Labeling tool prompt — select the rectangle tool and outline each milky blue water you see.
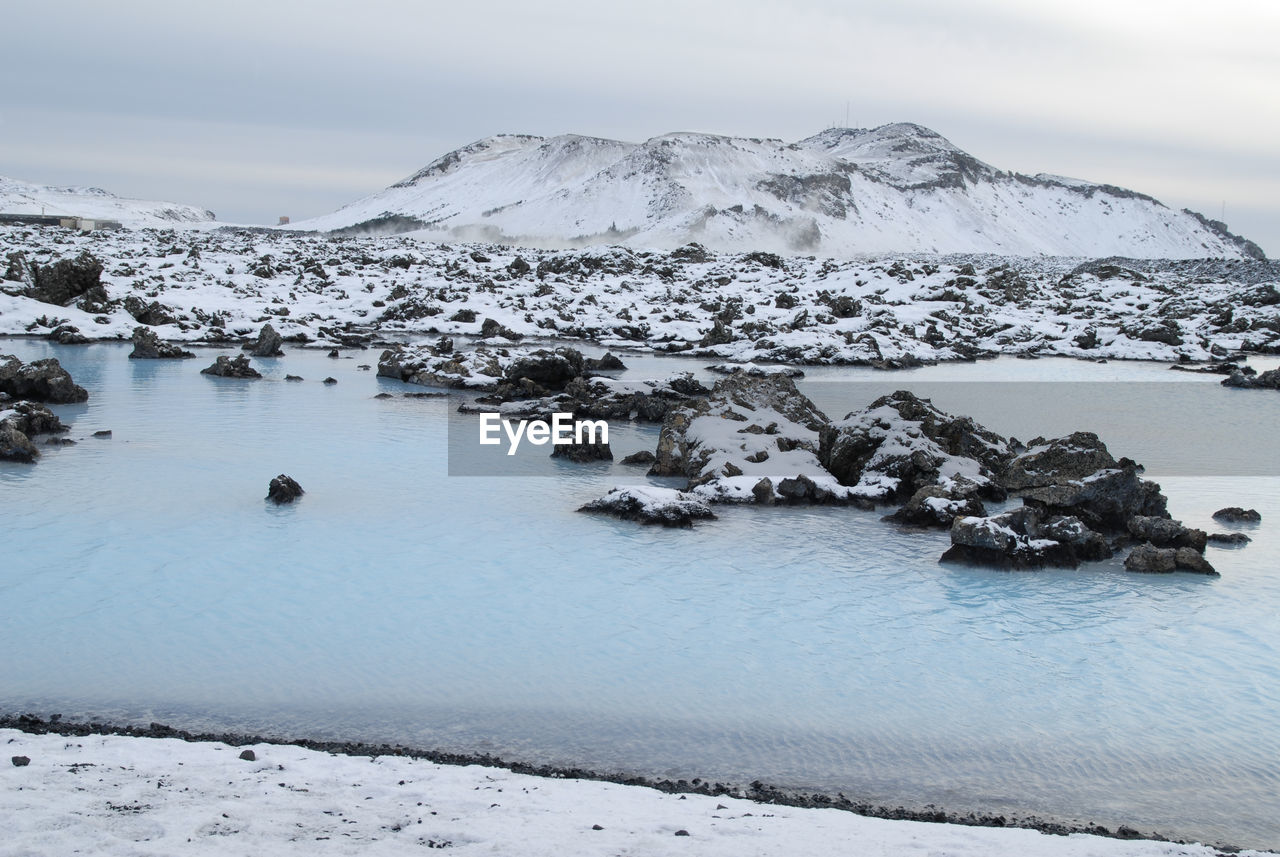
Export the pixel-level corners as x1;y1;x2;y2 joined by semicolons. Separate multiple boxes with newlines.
3;340;1279;848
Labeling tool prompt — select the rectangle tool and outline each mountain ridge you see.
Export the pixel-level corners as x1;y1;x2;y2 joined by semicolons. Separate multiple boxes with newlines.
292;124;1265;260
0;175;216;228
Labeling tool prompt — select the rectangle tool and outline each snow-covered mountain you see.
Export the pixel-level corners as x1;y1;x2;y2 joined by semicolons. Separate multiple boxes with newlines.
0;175;215;228
290;124;1264;259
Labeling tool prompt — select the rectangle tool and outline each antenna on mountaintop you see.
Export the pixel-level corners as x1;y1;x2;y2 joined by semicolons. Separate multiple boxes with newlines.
845;101;850;128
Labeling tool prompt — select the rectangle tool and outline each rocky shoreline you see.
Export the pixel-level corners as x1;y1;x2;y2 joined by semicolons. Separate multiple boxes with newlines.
0;713;1246;852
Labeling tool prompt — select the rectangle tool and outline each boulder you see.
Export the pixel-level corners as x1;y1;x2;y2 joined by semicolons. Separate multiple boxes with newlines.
1212;507;1261;523
0;355;89;403
479;317;521;340
819;390;1012;503
941;507;1111;569
1019;465;1168;534
201;354;262;379
1126;515;1207;550
586;352;627;371
0;420;39;462
3;401;68;436
1207;532;1251;546
266;474;304;504
1002;432;1118;491
578;486;715;528
550;437;613;462
884;485;986;528
503;348;584;390
48;324;89;345
620;450;656;466
246;323;284;357
129;326;195;359
24;251;103;306
1221;369;1280;389
123;295;178;327
1124;543;1218;575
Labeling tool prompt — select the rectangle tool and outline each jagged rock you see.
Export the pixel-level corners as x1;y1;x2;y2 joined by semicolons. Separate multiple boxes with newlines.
245;323;284;357
550;433;613;462
480;317;521;340
48;324;89;345
239;749;257;762
323;377;337;385
3;401;68;437
24;251;103;306
503;348;583;390
129;326;195;359
620;450;656;466
285;375;303;382
942;506;1111;569
200;354;262;379
123;295;178;327
0;355;89;403
752;476;775;504
820;390;1012;503
1126;515;1207;550
11;756;30;767
508;256;531;276
552;374;707;422
586;352;627;371
707;362;804;378
1002;432;1118;491
1221;368;1280;389
884;485;986;528
267;474;304;504
1212;506;1261;523
1123;319;1183;346
1019;465;1168;533
578;486;715;527
649;371;843;504
1207;532;1251;546
1124;543;1217;575
0;420;39;462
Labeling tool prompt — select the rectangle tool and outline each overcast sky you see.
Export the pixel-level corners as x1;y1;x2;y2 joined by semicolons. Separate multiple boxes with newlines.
4;0;1278;254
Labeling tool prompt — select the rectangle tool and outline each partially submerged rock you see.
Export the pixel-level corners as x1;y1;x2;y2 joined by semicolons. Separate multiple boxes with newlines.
1019;465;1168;533
378;343;586;394
129;326;195;359
578;486;715;527
1126;515;1206;550
1002;432;1119;491
820;390;1012;503
0;355;89;403
1124;543;1217;575
1212;507;1261;523
0;420;40;462
267;474;304;504
884;485;986;528
201;354;262;379
245;323;284;357
942;507;1111;569
1221;368;1280;389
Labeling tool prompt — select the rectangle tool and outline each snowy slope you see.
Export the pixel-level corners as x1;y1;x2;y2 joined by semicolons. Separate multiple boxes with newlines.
289;124;1264;260
0;175;215;228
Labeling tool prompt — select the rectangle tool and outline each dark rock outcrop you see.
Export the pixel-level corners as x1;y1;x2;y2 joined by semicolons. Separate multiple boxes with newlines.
267;474;304;504
24;252;103;306
1002;433;1118;491
246;323;284;357
1019;465;1167;534
4;401;68;437
884;485;986;528
201;354;262;379
620;450;656;466
0;420;39;462
586;352;627;371
129;326;195;359
1212;507;1261;523
1126;515;1207;550
1207;532;1251;546
48;324;89;345
1221;368;1280;389
820;390;1012;503
0;355;89;403
942;507;1112;569
1124;543;1217;575
123;295;178;327
550;436;613;462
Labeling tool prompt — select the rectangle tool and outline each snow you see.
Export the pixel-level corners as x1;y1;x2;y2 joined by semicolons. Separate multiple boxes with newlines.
284;125;1261;260
1;729;1259;857
0;176;215;228
0;225;1276;367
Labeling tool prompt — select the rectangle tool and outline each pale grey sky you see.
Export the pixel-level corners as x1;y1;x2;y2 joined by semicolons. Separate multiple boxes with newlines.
4;0;1278;253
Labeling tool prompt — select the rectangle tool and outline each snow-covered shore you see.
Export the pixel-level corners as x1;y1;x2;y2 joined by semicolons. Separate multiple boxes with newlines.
2;224;1277;366
1;727;1262;856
